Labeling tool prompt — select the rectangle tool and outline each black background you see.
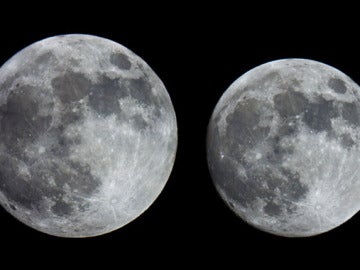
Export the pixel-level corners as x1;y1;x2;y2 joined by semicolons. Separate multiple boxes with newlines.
0;3;359;266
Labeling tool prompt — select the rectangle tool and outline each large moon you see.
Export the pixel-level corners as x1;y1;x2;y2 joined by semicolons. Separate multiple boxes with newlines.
0;34;177;237
207;59;360;237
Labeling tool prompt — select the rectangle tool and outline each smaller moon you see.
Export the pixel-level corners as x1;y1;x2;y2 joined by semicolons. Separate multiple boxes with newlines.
0;34;177;237
207;59;360;237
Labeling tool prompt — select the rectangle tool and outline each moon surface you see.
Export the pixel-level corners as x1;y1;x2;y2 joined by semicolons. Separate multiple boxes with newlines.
0;34;177;237
207;59;360;237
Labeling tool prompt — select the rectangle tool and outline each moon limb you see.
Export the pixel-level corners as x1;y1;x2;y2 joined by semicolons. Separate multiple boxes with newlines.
207;59;360;237
0;34;177;237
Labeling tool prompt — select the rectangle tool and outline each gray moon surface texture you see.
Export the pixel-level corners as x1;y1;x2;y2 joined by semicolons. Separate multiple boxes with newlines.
0;34;177;237
207;59;360;237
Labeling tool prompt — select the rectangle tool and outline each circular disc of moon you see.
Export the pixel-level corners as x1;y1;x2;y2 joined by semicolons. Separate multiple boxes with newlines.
0;34;177;237
207;59;360;237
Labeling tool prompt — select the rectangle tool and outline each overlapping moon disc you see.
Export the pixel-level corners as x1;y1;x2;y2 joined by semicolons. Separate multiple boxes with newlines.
0;34;177;237
207;59;360;237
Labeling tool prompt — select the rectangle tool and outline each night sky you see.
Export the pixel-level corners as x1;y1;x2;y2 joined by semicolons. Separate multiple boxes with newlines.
0;3;358;266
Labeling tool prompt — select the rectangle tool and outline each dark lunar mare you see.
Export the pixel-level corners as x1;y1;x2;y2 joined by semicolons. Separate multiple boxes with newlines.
0;86;52;157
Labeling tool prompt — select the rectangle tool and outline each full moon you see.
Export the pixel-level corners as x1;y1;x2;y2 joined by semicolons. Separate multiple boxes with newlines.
207;59;360;237
0;34;177;237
